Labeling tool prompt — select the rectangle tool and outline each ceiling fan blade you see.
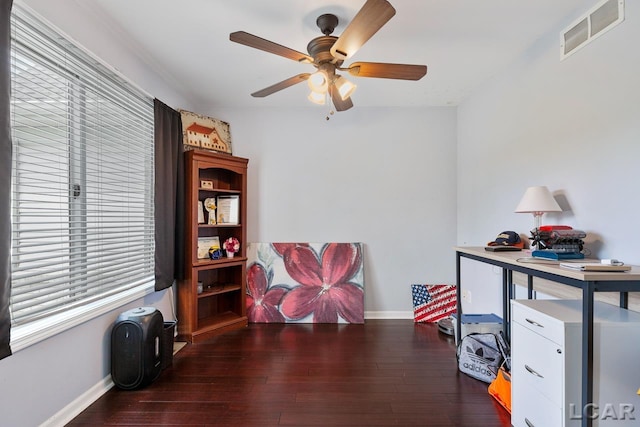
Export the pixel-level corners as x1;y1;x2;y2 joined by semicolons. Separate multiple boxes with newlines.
329;83;354;112
230;31;313;63
251;73;310;98
347;62;427;80
330;0;396;61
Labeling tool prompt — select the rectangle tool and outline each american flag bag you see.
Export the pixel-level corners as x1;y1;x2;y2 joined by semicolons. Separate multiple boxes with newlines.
411;284;457;323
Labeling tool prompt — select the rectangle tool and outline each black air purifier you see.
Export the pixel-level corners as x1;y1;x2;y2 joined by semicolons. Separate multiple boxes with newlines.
111;307;164;390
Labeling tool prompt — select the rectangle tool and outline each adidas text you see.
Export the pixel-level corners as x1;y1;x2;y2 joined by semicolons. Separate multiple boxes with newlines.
462;362;491;377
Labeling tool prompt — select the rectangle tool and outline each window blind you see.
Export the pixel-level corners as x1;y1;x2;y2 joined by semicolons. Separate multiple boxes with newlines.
10;5;155;326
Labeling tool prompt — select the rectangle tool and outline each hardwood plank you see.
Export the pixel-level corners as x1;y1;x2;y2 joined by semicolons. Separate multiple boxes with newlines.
67;320;510;427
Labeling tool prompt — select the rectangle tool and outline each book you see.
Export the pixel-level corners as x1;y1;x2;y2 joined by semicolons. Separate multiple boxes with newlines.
485;246;521;252
559;262;631;272
532;250;584;260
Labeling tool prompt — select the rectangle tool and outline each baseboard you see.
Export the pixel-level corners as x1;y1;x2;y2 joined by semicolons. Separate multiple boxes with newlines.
365;310;414;319
40;375;114;427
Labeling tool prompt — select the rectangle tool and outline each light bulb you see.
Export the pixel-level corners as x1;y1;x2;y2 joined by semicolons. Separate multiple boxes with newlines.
308;71;328;93
308;91;325;105
334;76;356;100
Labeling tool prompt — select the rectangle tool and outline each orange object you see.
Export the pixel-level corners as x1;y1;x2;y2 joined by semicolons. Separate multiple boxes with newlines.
488;367;511;413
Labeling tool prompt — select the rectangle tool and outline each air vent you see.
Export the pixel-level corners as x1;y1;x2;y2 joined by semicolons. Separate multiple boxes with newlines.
561;0;624;59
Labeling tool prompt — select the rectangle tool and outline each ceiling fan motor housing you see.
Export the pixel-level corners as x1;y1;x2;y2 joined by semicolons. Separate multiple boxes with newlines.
307;36;340;65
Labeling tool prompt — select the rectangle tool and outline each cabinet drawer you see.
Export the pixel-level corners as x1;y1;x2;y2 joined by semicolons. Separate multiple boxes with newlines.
511;384;561;427
512;300;564;345
512;321;563;404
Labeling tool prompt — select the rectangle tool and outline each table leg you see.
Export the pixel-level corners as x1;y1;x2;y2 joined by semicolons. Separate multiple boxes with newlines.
528;275;533;299
620;292;628;309
456;251;462;344
502;268;509;341
581;282;595;427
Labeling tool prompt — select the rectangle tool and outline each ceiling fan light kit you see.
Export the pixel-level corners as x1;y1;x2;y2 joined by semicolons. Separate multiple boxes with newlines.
229;0;427;112
307;90;326;105
334;76;357;100
307;70;328;93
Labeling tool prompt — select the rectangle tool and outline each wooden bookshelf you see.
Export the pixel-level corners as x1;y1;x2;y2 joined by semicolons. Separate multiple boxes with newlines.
177;149;248;343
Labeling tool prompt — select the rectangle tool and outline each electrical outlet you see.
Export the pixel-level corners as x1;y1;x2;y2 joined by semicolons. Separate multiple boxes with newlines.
462;290;472;305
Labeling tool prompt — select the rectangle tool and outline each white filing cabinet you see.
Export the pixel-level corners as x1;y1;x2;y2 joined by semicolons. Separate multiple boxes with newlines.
511;299;640;427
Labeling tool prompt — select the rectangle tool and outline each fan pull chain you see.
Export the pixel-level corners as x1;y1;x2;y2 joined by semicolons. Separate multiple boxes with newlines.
325;92;334;120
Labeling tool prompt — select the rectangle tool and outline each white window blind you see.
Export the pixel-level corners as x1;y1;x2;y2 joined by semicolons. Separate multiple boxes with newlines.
10;5;155;327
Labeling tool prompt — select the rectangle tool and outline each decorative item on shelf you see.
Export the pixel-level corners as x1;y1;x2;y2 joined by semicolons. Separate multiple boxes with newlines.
200;180;213;190
224;237;240;258
203;198;217;224
179;109;233;154
209;245;223;260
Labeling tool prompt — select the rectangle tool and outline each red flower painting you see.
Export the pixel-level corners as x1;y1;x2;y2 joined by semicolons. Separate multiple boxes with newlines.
246;242;364;324
277;243;363;323
246;263;287;323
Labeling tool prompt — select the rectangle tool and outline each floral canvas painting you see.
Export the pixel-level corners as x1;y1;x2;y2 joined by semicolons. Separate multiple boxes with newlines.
246;243;364;324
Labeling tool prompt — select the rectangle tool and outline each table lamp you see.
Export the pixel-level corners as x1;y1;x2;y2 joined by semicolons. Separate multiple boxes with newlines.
514;186;562;231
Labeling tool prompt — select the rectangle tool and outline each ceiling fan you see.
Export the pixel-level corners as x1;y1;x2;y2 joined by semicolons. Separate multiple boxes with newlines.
229;0;427;112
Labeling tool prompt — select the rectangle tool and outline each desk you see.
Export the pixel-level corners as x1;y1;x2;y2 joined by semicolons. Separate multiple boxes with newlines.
455;247;640;427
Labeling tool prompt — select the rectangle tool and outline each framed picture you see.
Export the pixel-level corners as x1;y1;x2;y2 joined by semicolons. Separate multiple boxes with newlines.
197;237;221;259
200;180;213;190
216;195;239;225
197;201;205;224
179;109;232;154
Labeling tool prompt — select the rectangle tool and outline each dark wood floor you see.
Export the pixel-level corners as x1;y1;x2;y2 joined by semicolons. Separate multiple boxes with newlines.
67;320;511;426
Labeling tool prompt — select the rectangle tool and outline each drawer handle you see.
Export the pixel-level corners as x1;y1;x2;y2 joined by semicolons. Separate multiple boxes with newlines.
525;418;535;427
525;318;544;328
525;364;544;378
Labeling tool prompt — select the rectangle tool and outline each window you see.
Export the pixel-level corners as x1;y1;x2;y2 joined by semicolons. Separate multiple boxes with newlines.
9;5;155;338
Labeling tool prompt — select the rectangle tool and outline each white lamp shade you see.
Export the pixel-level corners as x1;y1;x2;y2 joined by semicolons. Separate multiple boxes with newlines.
334;76;356;100
514;186;561;213
307;90;326;105
307;71;328;93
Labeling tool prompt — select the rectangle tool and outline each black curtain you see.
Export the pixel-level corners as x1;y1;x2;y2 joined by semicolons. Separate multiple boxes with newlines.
0;0;13;361
154;99;185;291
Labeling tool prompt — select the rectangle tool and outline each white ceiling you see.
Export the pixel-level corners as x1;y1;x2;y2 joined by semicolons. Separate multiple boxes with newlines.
74;0;593;110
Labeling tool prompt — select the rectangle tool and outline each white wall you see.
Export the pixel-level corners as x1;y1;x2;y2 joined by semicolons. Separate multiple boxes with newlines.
204;106;458;316
457;1;640;312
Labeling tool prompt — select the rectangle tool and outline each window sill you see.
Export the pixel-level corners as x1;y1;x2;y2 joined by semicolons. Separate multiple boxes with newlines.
10;281;155;353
